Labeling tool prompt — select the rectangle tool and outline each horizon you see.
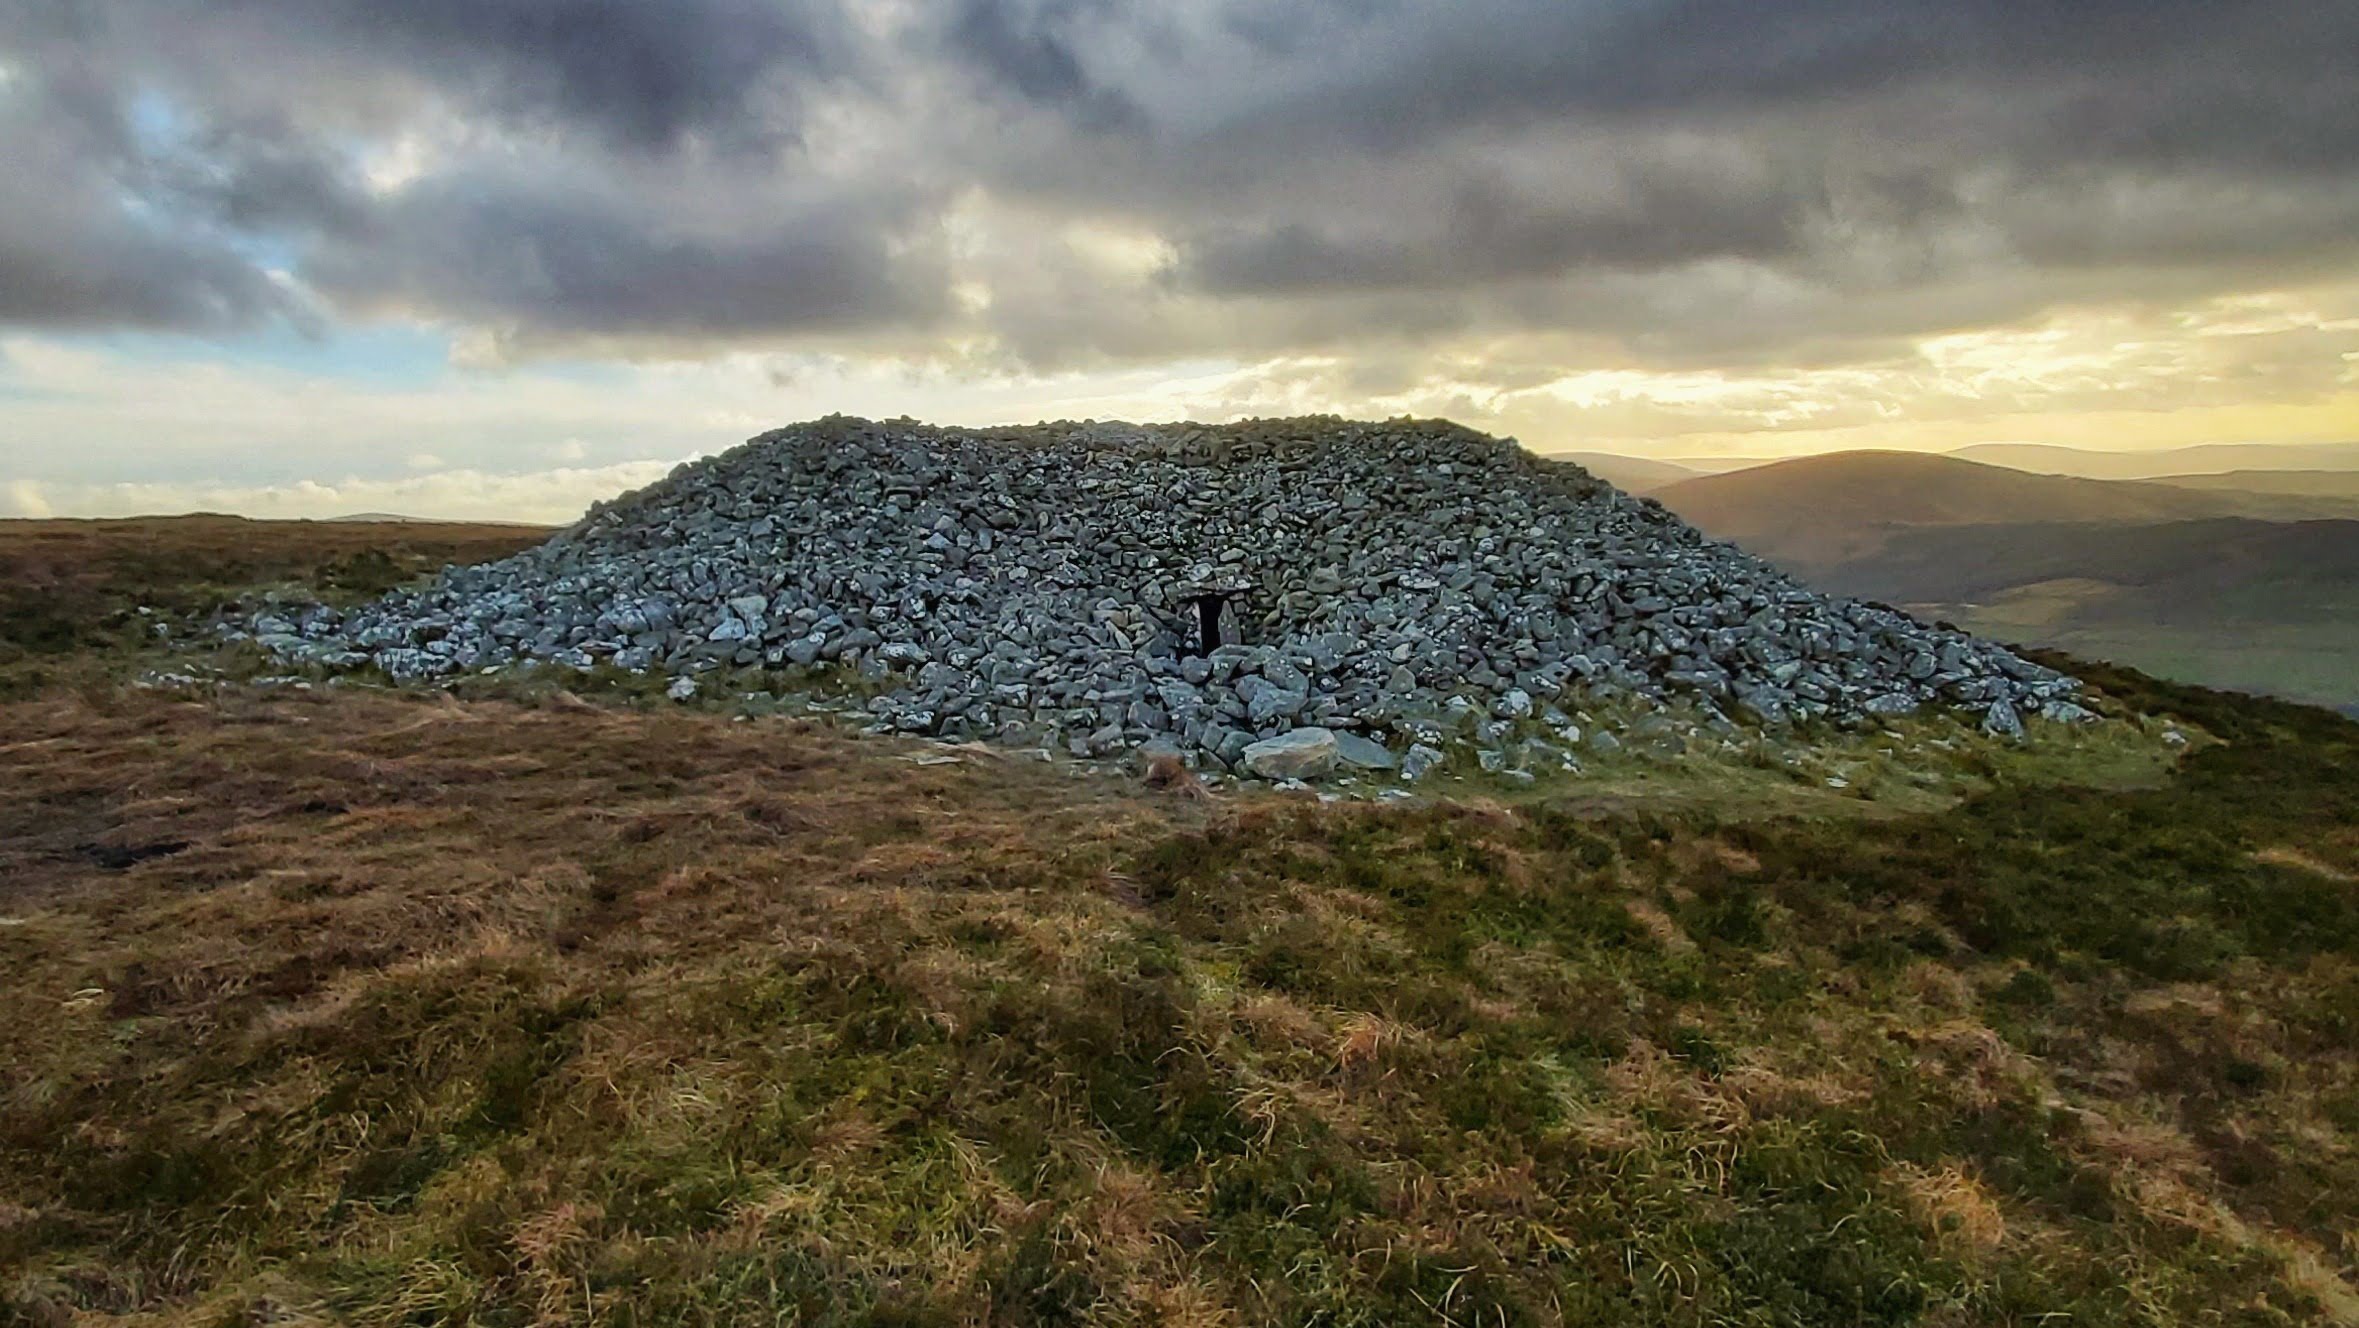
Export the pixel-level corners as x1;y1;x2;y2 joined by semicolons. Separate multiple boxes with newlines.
14;430;2359;527
6;3;2358;523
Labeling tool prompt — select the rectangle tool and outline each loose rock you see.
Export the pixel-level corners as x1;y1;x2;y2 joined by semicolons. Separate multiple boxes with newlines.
248;415;2085;774
1331;730;1399;770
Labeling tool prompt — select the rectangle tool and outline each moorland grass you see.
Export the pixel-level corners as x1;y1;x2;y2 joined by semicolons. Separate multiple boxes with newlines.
0;516;547;698
1;522;2356;1325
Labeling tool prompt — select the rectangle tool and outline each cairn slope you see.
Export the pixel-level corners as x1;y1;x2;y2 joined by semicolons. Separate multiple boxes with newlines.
260;417;2084;771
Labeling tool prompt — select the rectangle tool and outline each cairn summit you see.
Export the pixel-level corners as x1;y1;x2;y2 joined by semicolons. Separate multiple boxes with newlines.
251;416;2087;776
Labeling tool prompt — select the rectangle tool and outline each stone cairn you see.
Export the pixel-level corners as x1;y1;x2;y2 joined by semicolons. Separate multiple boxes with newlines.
250;416;2089;781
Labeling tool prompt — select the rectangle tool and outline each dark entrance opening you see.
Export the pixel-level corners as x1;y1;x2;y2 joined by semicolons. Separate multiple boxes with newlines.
1185;591;1231;656
1160;571;1255;657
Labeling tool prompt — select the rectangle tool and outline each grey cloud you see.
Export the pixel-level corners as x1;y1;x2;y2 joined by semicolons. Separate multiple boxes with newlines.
299;0;846;151
1034;0;2359;364
0;64;309;332
1183;169;1825;295
13;0;854;152
3;0;2358;371
0;0;869;336
941;0;1145;132
0;184;299;333
306;165;949;346
142;114;372;238
1131;1;2348;171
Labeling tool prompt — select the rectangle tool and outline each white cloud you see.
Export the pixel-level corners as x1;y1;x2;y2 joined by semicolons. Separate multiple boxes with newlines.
6;279;2359;521
0;335;1361;518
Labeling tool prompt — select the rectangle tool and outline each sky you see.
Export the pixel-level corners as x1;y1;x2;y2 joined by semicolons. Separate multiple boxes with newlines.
3;0;2357;522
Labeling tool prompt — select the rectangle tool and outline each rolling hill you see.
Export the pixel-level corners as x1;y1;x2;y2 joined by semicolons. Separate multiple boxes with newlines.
1652;451;2359;571
2148;470;2359;499
1649;451;2359;711
1950;441;2359;480
1542;451;1702;493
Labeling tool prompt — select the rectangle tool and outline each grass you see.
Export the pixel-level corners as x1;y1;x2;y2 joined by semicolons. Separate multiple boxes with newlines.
1991;622;2359;716
2;519;2357;1325
0;515;547;698
1789;515;2359;713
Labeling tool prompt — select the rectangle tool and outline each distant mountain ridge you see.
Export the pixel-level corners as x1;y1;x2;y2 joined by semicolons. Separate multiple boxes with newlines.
1544;452;1702;493
1948;440;2359;480
1651;451;2359;571
1542;440;2359;488
2146;470;2359;499
1643;450;2359;712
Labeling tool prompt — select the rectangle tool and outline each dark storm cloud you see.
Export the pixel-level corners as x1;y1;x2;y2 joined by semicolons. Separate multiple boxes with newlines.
309;166;947;344
940;0;1145;131
284;0;844;151
1;0;2356;364
0;0;883;338
0;61;311;331
1185;169;1826;295
1127;0;2346;169
1124;2;2359;277
0;170;300;333
143;116;371;238
8;0;852;151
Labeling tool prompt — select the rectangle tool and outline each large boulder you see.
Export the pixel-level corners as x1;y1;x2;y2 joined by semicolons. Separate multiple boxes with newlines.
1243;727;1344;781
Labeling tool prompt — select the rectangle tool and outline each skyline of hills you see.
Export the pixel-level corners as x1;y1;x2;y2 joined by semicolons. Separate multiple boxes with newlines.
1648;451;2359;570
1544;438;2359;493
1632;450;2359;714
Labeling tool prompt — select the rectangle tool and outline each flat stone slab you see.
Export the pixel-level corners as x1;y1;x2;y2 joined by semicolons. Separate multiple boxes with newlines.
1331;730;1397;770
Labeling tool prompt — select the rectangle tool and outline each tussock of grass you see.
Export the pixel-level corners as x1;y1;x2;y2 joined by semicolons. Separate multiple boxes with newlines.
3;521;2358;1325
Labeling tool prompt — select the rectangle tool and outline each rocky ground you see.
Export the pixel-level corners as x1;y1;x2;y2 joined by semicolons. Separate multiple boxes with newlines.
243;417;2088;780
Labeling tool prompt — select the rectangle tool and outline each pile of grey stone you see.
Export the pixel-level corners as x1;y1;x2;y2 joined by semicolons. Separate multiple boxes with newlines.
247;416;2088;780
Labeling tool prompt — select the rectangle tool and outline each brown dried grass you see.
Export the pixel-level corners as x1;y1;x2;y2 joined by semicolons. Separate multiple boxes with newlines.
0;683;1183;1043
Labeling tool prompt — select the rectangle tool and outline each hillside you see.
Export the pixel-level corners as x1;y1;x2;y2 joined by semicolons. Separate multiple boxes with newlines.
4;518;2359;1325
2151;470;2359;499
1821;518;2359;714
1541;451;1701;493
1652;451;2359;571
1654;457;2359;713
1831;518;2359;611
1951;441;2359;480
